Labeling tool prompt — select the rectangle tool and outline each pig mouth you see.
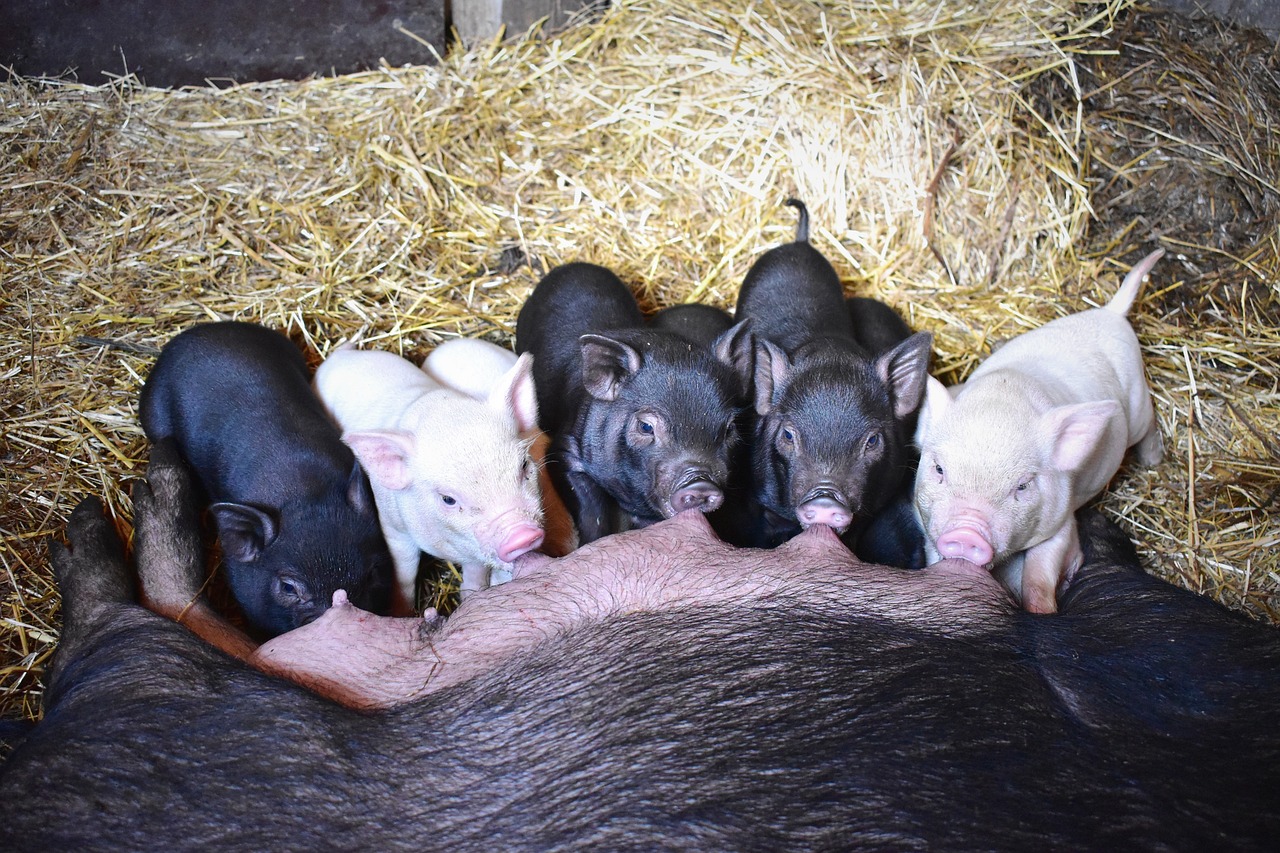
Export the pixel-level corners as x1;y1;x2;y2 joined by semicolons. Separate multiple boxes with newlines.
661;473;725;517
933;521;997;568
795;487;854;534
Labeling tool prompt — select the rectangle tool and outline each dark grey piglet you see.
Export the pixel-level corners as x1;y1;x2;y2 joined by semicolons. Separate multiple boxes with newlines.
844;296;930;569
516;263;753;543
648;303;736;346
138;321;394;635
734;199;932;547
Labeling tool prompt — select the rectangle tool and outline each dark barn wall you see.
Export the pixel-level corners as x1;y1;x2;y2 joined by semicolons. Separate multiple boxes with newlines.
6;2;1271;90
1;0;446;87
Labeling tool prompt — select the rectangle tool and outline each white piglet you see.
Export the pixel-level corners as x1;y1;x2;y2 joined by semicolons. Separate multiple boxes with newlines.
423;338;578;580
315;346;546;613
913;249;1166;614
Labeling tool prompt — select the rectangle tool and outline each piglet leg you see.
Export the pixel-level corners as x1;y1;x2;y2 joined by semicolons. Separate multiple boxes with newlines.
460;562;491;593
384;531;424;616
1134;419;1164;467
562;466;623;545
134;440;258;661
1020;521;1084;615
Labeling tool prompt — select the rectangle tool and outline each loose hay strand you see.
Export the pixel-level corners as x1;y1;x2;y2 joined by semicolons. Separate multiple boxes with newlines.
2;0;1278;721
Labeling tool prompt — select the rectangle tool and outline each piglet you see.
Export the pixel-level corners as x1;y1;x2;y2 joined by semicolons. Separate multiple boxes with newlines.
913;249;1167;613
516;262;753;543
423;337;579;580
315;345;546;612
647;303;736;346
138;321;394;636
844;296;931;569
733;199;933;547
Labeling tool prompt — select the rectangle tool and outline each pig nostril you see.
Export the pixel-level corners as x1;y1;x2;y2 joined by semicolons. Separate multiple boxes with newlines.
672;482;722;512
497;526;545;562
796;496;851;530
938;529;993;565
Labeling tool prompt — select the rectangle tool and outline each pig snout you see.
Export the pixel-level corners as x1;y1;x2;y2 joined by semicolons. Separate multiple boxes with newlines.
935;522;995;567
669;474;724;515
497;523;546;563
797;487;853;533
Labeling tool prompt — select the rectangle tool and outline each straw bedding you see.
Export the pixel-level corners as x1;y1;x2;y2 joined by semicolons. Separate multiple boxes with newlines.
1;0;1276;721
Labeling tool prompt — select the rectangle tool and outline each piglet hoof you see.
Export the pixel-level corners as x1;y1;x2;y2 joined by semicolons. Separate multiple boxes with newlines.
1135;424;1165;468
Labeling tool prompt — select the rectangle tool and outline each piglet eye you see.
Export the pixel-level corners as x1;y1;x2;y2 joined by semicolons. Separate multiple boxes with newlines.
781;428;795;444
441;494;457;506
865;432;882;450
639;420;654;435
934;463;944;480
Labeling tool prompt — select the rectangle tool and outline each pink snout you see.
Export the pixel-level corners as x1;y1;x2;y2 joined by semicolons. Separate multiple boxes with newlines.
797;497;853;532
936;525;994;566
670;481;724;514
496;524;545;563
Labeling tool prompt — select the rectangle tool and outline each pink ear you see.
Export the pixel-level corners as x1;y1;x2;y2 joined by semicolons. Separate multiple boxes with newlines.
915;376;952;448
1041;401;1120;472
491;352;540;433
343;430;416;491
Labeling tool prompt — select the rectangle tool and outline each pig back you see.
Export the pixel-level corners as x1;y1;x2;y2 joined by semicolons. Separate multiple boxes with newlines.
846;296;912;356
971;307;1151;447
516;262;645;432
139;321;358;505
422;338;518;401
648;303;735;347
314;347;442;435
736;241;853;354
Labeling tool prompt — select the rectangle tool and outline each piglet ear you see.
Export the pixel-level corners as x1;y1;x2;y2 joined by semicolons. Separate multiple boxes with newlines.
712;318;755;397
752;339;791;416
345;461;378;515
490;352;540;434
209;503;278;564
1041;401;1120;472
579;334;642;402
877;332;933;420
914;375;952;449
342;430;416;491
